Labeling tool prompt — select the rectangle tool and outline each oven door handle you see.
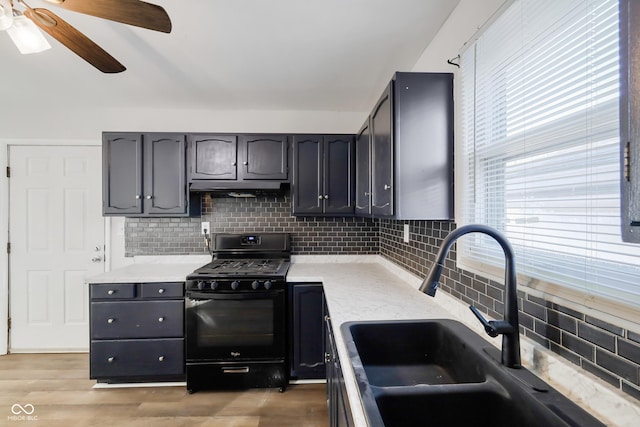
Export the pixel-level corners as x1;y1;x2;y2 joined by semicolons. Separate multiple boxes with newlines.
186;290;282;301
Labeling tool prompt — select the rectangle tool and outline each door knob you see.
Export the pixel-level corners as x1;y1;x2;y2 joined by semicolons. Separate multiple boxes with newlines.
91;256;102;263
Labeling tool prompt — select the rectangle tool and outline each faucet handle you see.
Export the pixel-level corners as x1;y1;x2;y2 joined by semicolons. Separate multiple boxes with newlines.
469;305;515;338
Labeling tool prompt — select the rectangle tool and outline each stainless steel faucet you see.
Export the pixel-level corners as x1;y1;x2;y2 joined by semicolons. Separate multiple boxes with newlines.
419;224;522;369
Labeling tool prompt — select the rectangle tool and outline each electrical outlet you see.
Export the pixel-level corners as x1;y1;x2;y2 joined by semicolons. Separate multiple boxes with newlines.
201;222;210;235
403;224;410;243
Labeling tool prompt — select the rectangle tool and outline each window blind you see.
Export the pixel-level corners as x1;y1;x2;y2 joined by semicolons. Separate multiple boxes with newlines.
460;0;640;306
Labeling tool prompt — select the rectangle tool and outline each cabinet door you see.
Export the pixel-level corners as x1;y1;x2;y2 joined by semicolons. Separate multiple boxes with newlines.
355;122;371;216
102;133;143;215
371;84;394;217
188;134;237;180
292;135;323;214
240;135;288;180
290;283;326;379
324;136;355;215
144;134;188;215
621;0;640;242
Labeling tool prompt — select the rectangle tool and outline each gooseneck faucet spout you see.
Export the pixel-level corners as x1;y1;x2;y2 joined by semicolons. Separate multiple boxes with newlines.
419;224;521;369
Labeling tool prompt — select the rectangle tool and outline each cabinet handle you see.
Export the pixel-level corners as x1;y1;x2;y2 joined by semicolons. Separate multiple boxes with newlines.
318;195;323;199
107;289;115;295
146;195;152;200
324;195;329;199
158;288;165;294
107;318;115;324
232;162;237;166
384;184;392;190
135;195;141;200
158;356;165;362
158;317;165;322
107;357;115;363
243;161;248;165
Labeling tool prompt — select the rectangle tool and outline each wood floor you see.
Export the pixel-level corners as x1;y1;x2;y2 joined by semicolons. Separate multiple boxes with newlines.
0;353;329;427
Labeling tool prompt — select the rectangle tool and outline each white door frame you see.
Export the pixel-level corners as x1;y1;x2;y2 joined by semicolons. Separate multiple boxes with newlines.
0;138;108;355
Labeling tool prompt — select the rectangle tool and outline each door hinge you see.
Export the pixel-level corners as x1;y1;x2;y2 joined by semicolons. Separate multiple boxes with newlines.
6;242;9;254
5;166;9;178
7;318;11;330
624;141;631;182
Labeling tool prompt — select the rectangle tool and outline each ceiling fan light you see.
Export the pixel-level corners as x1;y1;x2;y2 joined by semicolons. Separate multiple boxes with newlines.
7;15;51;54
0;0;13;31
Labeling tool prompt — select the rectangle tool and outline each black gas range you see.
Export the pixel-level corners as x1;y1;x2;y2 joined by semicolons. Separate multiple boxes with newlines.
184;233;291;393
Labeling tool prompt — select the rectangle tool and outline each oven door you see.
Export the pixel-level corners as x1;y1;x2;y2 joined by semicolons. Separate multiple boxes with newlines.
185;290;285;362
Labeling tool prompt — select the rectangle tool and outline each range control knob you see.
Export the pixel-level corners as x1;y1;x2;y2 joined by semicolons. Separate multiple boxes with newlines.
231;280;240;290
251;280;260;290
197;281;206;291
210;281;219;290
264;280;272;290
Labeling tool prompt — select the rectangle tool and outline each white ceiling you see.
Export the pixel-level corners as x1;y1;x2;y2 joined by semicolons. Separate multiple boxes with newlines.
1;0;460;114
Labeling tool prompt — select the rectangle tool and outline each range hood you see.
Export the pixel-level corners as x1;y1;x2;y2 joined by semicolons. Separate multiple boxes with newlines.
189;180;286;197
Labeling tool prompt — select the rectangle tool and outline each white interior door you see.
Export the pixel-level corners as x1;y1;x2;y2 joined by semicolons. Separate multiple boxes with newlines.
9;145;104;352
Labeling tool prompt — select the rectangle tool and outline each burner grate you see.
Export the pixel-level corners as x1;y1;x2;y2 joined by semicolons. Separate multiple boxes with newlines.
195;258;284;275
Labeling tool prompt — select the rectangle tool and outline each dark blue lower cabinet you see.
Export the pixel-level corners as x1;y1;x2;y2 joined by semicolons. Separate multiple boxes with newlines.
89;282;185;383
289;283;327;380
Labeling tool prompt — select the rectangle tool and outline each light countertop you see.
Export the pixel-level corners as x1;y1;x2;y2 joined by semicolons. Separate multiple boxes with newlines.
86;254;639;427
85;255;210;284
288;256;640;427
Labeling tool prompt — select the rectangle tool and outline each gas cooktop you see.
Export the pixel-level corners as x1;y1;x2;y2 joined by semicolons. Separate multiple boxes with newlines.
188;258;290;277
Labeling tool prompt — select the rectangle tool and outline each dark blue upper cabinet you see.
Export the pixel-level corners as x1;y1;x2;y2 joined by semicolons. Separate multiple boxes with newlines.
103;132;188;217
360;72;454;220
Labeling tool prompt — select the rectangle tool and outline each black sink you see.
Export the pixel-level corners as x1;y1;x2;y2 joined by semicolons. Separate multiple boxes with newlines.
347;320;486;387
342;319;606;427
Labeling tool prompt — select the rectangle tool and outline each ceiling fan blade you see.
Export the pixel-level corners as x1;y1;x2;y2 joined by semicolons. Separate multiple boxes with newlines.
45;0;172;33
24;7;126;73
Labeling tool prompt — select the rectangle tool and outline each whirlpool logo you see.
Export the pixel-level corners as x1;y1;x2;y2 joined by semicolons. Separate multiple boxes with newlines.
8;403;38;421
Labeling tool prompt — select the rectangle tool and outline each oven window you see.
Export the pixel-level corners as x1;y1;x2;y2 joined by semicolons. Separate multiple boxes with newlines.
194;299;274;347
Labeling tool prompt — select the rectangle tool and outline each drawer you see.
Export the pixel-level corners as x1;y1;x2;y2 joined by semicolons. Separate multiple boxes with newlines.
91;300;184;339
91;338;184;379
141;282;184;299
91;283;136;300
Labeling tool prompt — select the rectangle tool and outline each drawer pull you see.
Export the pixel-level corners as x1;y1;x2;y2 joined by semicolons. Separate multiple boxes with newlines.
158;356;165;362
222;366;249;374
107;357;115;363
107;318;115;324
107;290;115;295
158;288;165;294
158;317;165;322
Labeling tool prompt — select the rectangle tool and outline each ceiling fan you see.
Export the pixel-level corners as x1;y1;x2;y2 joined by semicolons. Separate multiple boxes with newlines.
0;0;172;73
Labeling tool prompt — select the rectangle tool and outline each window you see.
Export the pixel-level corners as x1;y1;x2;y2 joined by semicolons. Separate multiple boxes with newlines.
459;0;640;308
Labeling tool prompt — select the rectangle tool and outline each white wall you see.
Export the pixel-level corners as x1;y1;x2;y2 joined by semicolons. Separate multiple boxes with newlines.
1;107;367;139
411;0;507;73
